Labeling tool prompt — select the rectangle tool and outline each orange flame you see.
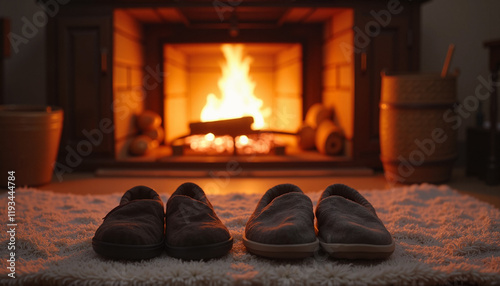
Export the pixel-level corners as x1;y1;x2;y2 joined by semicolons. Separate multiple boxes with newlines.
200;44;269;129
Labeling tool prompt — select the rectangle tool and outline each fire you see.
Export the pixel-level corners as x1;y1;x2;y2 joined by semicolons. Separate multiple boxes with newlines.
186;133;273;155
188;44;274;155
200;44;269;129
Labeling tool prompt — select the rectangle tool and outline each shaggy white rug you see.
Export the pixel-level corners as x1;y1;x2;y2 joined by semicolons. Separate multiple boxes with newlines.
1;184;499;285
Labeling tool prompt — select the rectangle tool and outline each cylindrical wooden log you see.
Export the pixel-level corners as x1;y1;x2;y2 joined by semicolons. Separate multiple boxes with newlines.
297;124;316;150
144;126;164;142
305;103;333;129
380;72;457;184
315;120;343;155
129;135;157;156
137;110;162;131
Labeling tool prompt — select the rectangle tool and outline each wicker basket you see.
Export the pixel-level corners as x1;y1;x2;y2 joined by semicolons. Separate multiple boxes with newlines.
380;72;457;184
0;105;63;186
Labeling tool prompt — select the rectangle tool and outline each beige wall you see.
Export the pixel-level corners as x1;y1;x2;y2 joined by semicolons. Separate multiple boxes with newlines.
421;0;500;141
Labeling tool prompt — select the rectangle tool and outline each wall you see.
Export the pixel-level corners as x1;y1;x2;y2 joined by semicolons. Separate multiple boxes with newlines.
421;0;500;144
274;44;302;133
113;10;145;158
0;0;47;105
163;44;189;143
322;9;354;142
2;0;500;152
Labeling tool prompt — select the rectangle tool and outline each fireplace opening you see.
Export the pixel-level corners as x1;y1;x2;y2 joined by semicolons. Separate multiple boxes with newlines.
164;43;302;156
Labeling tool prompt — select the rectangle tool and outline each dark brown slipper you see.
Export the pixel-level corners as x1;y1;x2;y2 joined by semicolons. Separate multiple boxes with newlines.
92;186;165;260
165;182;233;260
243;184;319;259
316;184;395;259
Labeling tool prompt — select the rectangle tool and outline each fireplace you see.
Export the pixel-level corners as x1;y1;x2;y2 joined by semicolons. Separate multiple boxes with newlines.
46;0;425;171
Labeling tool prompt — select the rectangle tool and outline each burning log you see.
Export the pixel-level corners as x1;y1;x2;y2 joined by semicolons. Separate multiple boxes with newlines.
189;116;254;137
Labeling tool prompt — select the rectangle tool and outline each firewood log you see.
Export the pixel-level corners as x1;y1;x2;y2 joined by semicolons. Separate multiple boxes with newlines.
305;103;333;129
189;116;254;136
144;126;164;142
297;124;316;150
137;110;162;131
129;135;158;156
315;120;343;155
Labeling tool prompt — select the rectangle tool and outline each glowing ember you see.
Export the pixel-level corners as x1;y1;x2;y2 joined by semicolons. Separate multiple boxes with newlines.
200;44;270;130
238;135;249;145
205;133;215;142
185;133;273;155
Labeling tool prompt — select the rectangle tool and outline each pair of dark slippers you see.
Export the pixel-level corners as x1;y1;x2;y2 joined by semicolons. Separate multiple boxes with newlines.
243;183;395;260
93;183;394;261
92;183;233;260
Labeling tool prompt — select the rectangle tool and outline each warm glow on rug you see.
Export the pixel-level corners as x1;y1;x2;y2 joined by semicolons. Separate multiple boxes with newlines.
200;44;270;130
6;186;500;284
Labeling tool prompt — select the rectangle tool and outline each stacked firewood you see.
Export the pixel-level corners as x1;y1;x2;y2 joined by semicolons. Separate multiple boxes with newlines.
297;103;344;155
129;110;165;156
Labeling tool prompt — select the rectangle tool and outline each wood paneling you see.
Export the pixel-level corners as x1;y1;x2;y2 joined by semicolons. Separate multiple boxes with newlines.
354;2;419;167
57;15;113;157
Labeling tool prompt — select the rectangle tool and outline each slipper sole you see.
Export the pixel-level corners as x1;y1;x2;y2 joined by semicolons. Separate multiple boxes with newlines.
92;238;165;260
165;237;233;260
242;235;319;259
319;239;395;260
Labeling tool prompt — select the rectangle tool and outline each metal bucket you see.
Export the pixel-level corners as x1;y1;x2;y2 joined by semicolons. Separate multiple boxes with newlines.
380;72;457;184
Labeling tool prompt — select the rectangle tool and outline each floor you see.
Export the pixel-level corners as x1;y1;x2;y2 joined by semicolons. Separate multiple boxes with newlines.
26;167;500;209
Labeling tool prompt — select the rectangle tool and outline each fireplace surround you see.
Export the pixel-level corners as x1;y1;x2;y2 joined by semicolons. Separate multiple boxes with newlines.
44;0;427;171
